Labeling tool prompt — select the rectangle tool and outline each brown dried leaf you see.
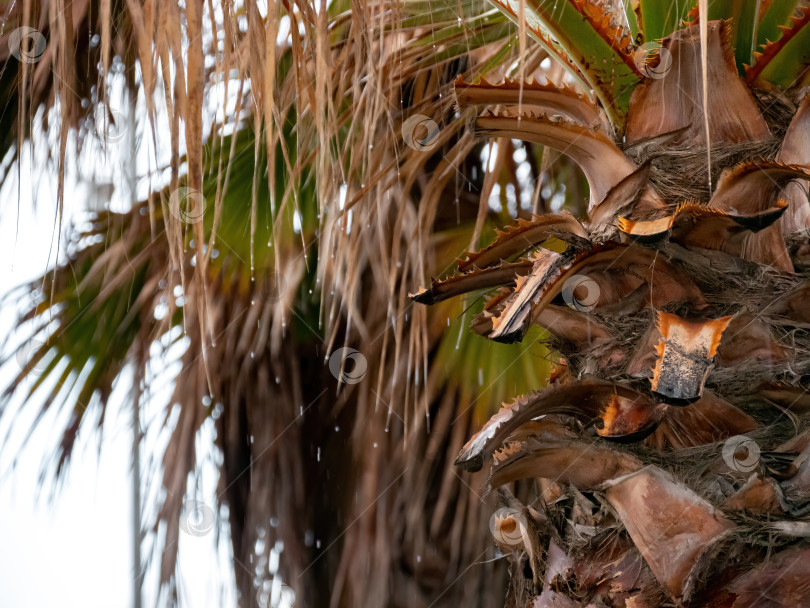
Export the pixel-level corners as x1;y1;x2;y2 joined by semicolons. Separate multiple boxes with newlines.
777;93;810;233
625;21;771;146
473;112;636;208
455;381;662;472
490;438;642;490
728;547;810;607
454;77;605;128
409;260;533;305
650;311;734;404
605;466;735;602
457;211;588;272
489;244;706;344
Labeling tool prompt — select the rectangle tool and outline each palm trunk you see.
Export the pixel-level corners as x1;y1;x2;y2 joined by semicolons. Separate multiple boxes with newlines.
413;17;810;606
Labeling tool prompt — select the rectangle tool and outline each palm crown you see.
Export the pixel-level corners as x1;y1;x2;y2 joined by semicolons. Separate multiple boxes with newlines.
3;0;810;606
410;1;810;606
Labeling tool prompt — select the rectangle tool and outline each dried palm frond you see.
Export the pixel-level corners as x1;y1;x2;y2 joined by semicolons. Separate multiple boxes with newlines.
6;0;810;606
410;3;810;606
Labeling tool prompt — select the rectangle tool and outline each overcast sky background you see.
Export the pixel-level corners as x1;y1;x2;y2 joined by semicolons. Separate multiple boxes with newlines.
0;112;247;607
0;11;307;604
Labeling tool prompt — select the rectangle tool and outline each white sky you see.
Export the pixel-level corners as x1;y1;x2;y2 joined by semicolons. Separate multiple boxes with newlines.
0;11;299;597
0;111;246;607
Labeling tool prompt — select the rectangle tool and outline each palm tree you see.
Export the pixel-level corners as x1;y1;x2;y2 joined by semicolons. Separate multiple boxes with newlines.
2;0;552;606
411;1;810;606
3;1;810;607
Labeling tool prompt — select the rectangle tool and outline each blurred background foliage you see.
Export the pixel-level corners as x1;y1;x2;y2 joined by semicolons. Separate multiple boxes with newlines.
0;0;595;605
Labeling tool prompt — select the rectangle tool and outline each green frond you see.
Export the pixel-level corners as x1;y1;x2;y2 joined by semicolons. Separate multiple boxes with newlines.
4;208;163;472
486;0;641;125
747;5;810;88
706;0;761;71
633;0;696;42
433;308;552;419
426;225;552;417
756;0;800;51
623;1;641;40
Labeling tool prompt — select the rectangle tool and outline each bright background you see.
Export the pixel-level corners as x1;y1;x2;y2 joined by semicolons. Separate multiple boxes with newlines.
0;117;247;607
